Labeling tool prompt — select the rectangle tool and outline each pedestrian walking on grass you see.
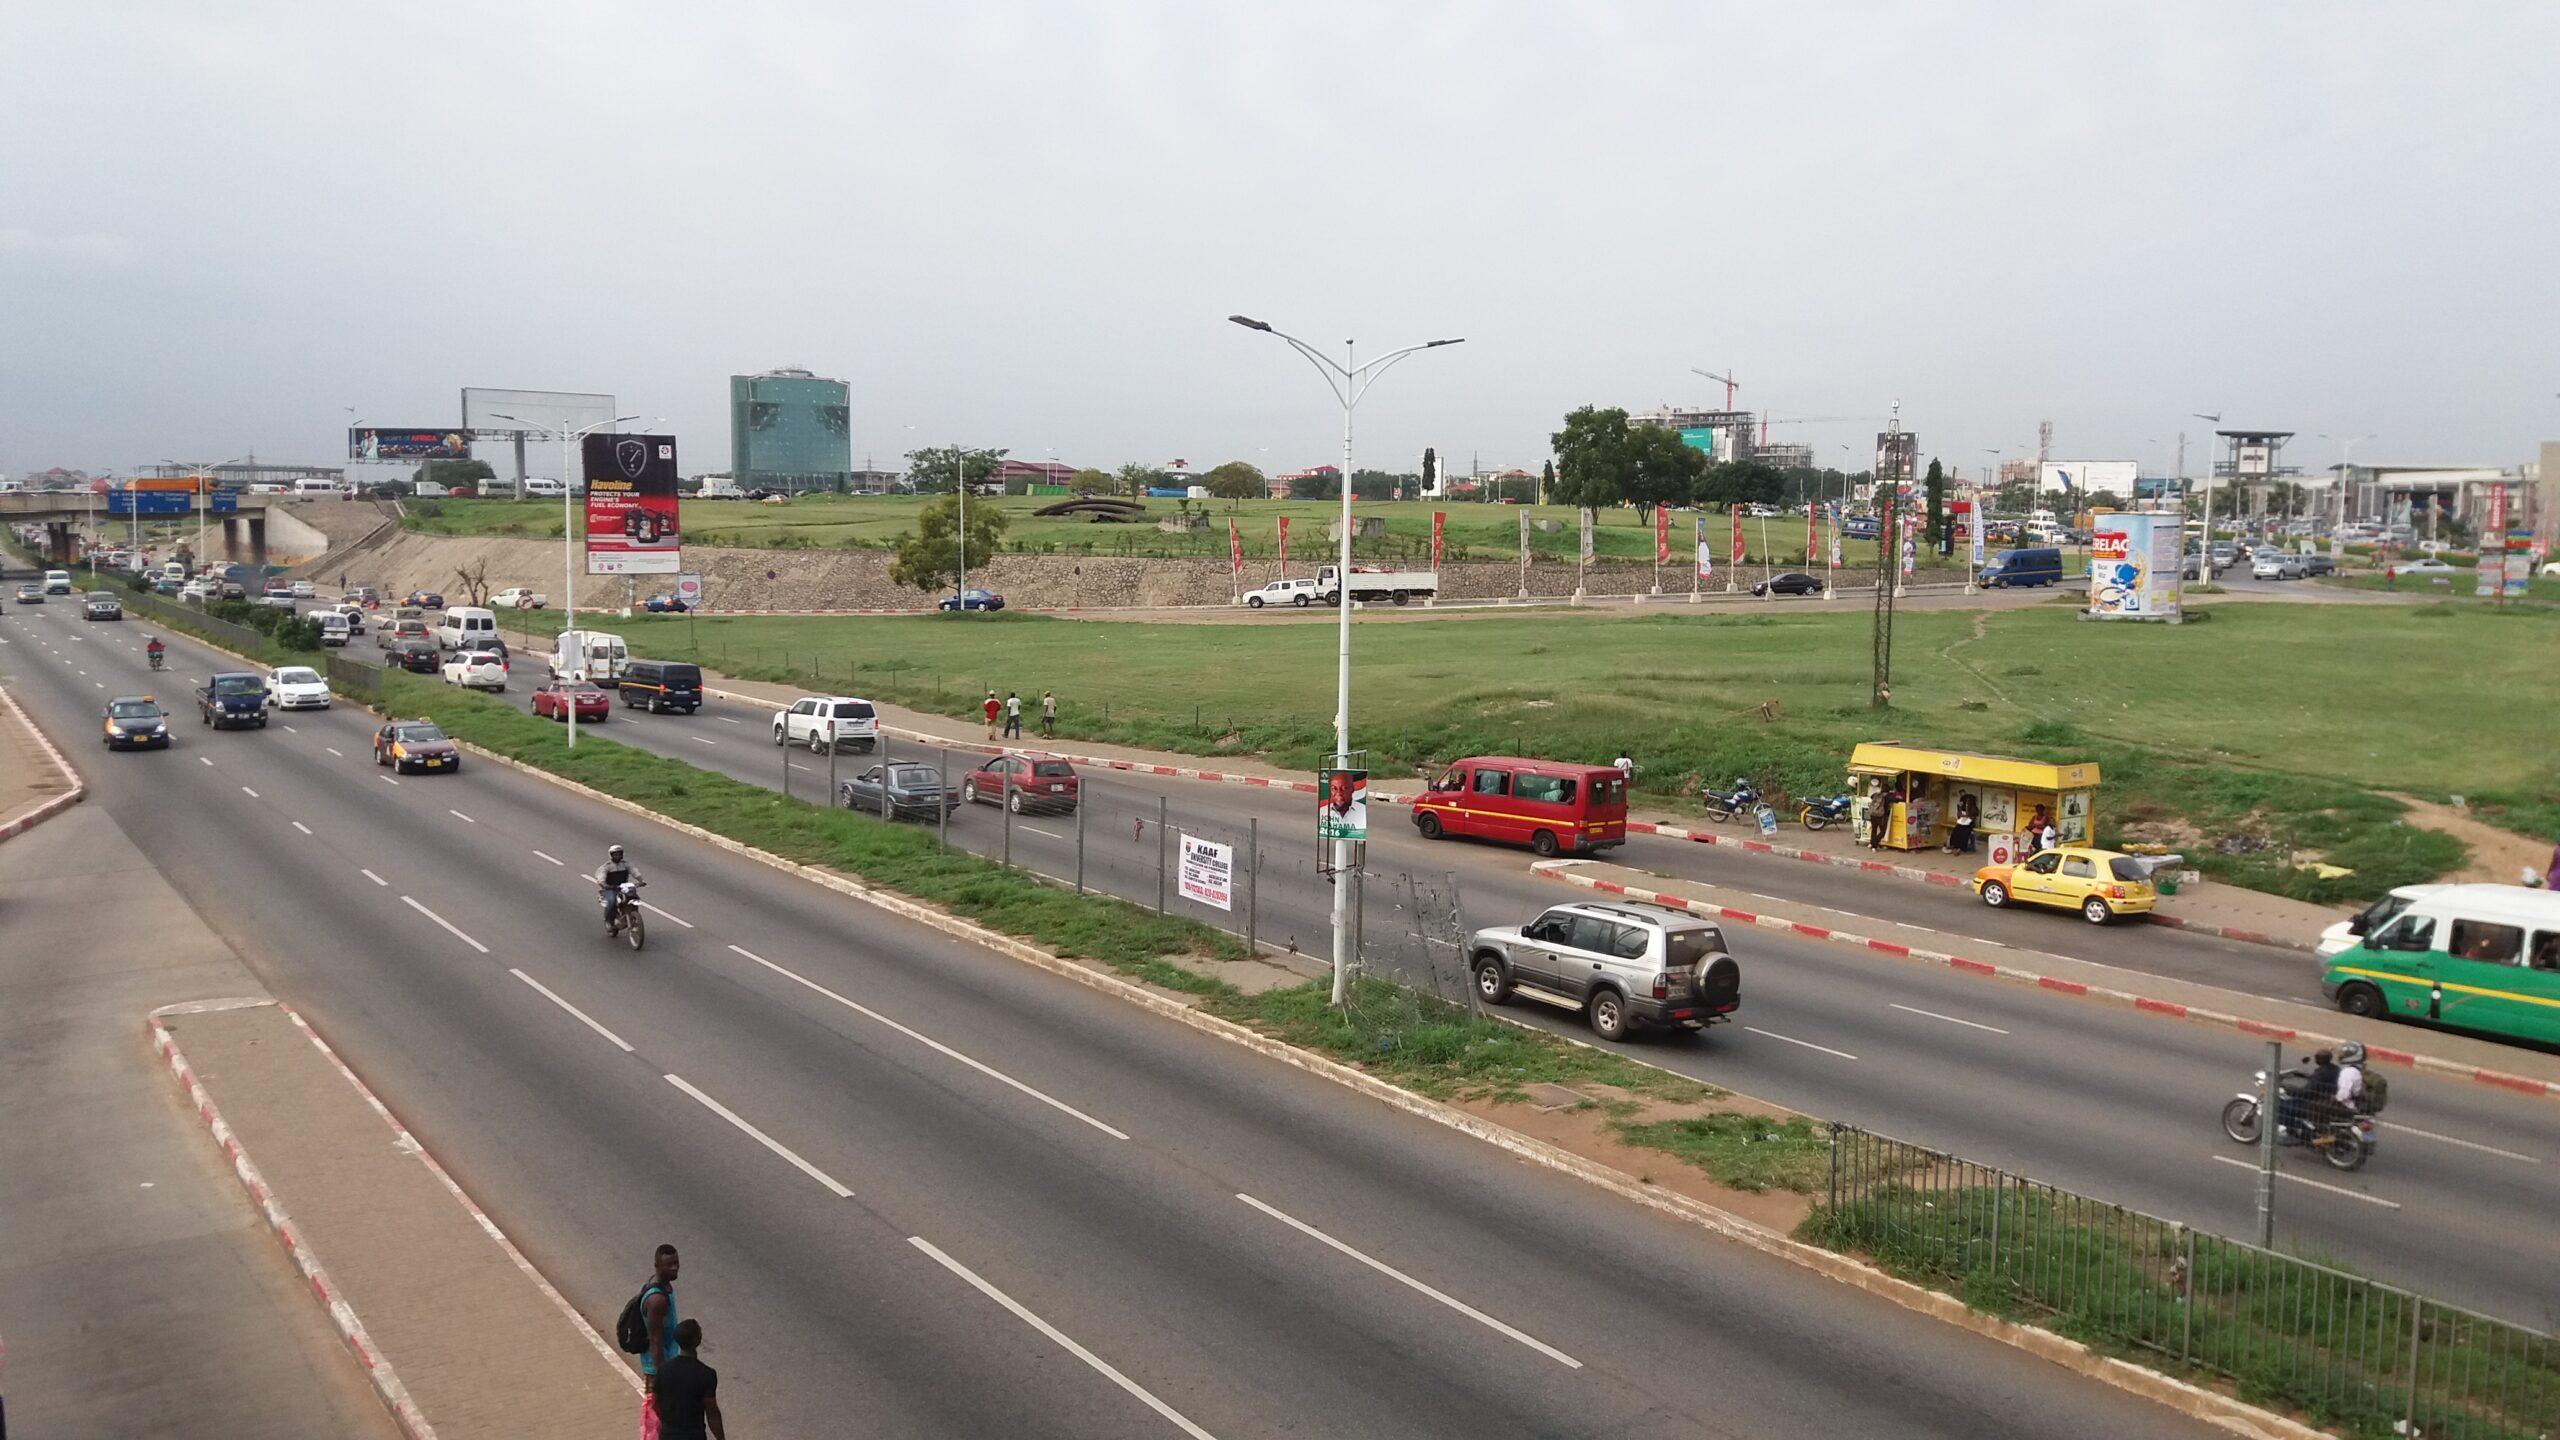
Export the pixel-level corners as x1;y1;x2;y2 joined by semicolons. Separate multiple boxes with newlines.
982;691;999;741
1003;691;1022;739
652;1319;728;1440
1039;689;1057;739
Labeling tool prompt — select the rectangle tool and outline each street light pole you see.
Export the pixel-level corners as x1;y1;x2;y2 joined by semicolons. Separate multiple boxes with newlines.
490;412;640;750
2321;433;2372;566
2192;413;2223;566
1230;314;1462;1005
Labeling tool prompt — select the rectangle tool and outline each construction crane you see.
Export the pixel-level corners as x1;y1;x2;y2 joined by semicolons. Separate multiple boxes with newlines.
1690;368;1739;411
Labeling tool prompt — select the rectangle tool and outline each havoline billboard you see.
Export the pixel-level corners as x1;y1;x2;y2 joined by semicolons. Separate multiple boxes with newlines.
581;433;680;575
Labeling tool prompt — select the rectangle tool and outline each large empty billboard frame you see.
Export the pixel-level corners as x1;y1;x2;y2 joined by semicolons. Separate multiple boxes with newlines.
462;388;618;496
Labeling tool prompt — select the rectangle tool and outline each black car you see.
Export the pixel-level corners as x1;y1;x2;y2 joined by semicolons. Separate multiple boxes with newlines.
387;637;442;673
839;762;954;821
198;672;270;729
84;591;124;620
103;696;172;750
1751;571;1824;597
2299;553;2337;577
618;659;703;713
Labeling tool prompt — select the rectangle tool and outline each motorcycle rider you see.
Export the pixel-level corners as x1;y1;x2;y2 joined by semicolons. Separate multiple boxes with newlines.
2316;1041;2368;1135
145;635;166;669
599;844;640;932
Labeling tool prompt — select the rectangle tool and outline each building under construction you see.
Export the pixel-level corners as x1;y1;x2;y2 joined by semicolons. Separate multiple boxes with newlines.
1630;407;1757;464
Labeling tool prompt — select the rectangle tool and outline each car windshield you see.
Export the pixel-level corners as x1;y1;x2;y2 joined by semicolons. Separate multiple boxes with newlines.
212;675;263;695
832;701;874;718
108;700;161;719
88;592;115;601
274;668;318;684
393;725;446;743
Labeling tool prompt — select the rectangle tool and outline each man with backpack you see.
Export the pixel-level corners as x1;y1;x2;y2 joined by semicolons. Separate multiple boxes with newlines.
617;1243;683;1431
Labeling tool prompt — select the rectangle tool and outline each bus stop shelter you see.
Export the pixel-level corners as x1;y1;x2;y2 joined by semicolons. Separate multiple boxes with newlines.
1846;743;2101;856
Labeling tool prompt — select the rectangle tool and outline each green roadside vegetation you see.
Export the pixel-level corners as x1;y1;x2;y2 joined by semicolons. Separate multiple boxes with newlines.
403;493;1973;574
524;599;2554;902
373;671;1817;1192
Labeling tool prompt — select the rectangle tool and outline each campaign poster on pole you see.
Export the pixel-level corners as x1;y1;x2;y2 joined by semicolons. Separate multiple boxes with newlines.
1228;519;1242;575
580;433;681;575
1828;503;1843;567
1432;510;1447;572
1317;766;1368;842
1177;834;1234;912
1731;511;1745;564
1578;507;1595;564
1654;507;1669;564
1694;516;1714;581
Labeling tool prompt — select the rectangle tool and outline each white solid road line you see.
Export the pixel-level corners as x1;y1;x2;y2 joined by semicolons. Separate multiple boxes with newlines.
717;716;741;725
663;1074;853;1197
1019;826;1067;841
292;821;313;835
1889;1002;2010;1036
381;775;400;786
727;944;1129;1140
401;895;490;954
1235;1193;1581;1367
2378;1122;2541;1164
640;901;693;929
240;786;260;799
510;969;634;1052
906;1236;1217;1440
2207;1154;2403;1209
198;756;213;766
688;736;718;747
1744;1025;1859;1061
532;849;565;867
449;809;476;824
326;746;343;757
360;869;388;886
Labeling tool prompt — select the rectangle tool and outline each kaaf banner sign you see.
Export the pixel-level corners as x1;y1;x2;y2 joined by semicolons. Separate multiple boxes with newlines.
582;433;681;575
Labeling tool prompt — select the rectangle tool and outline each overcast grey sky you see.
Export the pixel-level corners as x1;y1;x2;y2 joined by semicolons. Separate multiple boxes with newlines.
4;2;2552;482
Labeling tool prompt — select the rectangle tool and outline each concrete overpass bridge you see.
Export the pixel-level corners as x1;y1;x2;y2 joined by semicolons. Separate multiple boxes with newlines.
1;490;291;566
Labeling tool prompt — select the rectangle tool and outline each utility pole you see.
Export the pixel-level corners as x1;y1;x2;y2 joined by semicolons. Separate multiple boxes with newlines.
1871;402;1904;710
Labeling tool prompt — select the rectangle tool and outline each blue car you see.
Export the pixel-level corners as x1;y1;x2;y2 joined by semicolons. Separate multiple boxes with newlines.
939;588;1004;612
642;593;690;613
198;671;270;729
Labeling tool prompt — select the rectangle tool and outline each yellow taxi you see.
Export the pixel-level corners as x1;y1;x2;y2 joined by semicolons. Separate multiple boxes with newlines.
1971;845;2158;925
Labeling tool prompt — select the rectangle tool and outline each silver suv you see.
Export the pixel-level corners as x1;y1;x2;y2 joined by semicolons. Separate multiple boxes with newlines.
1468;901;1740;1042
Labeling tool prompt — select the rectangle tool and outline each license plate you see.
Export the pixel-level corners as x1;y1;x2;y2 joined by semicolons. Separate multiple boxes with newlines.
425;758;447;767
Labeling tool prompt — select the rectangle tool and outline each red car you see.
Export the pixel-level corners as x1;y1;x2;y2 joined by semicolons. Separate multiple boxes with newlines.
531;680;610;724
961;752;1080;814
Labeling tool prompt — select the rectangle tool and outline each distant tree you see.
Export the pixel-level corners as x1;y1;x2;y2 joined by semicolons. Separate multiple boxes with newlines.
1538;459;1554;505
1199;460;1268;500
416;458;496;490
1924;458;1948;551
1622;424;1707;519
1490;473;1540;503
1115;461;1161;500
906;446;1007;495
1289;468;1341;501
1992;476;2039;515
1697;459;1784;510
1421;446;1437;493
1350;469;1414;501
889;495;1010;594
2084;488;2127;512
1068;468;1114;496
1548;406;1636;511
450;557;492;607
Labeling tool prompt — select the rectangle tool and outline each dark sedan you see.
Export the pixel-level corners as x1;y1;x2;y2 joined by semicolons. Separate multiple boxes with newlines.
387;636;442;673
642;592;691;613
839;761;956;821
938;588;1005;612
102;696;173;750
373;720;461;774
1751;571;1824;597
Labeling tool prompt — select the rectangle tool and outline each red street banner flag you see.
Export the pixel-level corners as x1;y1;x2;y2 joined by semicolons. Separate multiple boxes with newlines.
1276;515;1289;570
1229;519;1243;574
1654;508;1670;564
1806;506;1817;559
1431;510;1446;571
1731;511;1746;565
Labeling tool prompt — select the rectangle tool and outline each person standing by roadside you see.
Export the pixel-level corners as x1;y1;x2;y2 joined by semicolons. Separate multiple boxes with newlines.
981;690;1000;741
652;1319;728;1440
1947;793;1979;855
1003;691;1022;739
2022;803;2053;858
635;1244;682;1432
1039;689;1057;739
1864;780;1891;851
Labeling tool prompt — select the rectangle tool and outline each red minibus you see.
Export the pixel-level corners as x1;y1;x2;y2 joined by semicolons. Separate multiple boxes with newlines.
1409;756;1627;857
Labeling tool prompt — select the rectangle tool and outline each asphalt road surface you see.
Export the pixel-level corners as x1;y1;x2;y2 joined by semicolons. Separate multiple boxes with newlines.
0;594;2244;1435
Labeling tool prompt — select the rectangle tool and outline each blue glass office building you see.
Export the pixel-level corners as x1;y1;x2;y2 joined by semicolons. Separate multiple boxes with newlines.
730;368;853;493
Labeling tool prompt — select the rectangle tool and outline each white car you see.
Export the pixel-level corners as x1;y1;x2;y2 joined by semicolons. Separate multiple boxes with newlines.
440;649;509;691
2539;562;2560;579
1240;577;1323;609
330;602;367;634
290;579;316;599
2250;554;2302;580
180;580;216;602
2398;558;2455;575
490;587;548;610
270;665;332;710
773;695;878;753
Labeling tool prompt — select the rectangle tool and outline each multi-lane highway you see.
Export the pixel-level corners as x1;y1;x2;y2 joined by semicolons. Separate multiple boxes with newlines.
0;588;2247;1435
308;621;2560;1330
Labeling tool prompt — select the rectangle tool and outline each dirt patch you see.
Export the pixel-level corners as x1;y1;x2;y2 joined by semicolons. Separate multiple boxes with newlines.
2118;817;2206;850
1452;1091;1816;1234
2387;793;2552;884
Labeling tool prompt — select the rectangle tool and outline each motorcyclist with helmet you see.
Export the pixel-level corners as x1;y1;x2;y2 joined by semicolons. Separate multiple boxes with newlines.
600;844;642;933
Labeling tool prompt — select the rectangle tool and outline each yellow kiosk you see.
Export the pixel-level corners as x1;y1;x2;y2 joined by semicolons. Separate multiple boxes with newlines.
1846;743;2101;856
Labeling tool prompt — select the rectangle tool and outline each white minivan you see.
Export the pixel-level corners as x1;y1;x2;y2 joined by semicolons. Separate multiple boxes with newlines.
550;628;628;683
433;605;500;651
522;477;567;498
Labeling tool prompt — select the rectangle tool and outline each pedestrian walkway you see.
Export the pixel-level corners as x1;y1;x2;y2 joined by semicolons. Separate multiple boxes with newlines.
156;999;636;1439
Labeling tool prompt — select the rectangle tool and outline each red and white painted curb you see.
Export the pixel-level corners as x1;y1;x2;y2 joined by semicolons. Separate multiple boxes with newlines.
149;1000;439;1440
1624;819;2318;954
0;683;83;842
1532;861;2560;1103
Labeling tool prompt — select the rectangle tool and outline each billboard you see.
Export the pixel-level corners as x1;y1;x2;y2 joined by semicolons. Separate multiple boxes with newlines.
2236;444;2272;477
350;428;468;461
581;432;681;575
2087;511;2183;620
2039;461;2138;500
461;388;616;437
1317;766;1368;842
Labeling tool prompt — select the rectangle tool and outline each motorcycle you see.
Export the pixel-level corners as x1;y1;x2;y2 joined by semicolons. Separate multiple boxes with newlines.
2219;1066;2376;1172
1797;794;1852;831
605;878;647;951
1701;779;1761;824
147;649;166;672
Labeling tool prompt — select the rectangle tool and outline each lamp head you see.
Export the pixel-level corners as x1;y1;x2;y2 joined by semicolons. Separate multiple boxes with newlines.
1227;315;1272;332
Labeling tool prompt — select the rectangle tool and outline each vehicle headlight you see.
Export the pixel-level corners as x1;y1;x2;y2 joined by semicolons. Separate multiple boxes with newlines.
107;724;126;736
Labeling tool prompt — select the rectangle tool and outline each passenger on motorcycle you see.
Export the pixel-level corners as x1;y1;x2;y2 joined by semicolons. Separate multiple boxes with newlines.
600;844;641;930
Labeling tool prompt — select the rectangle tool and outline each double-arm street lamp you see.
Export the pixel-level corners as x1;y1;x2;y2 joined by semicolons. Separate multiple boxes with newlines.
489;411;642;749
1228;314;1463;1005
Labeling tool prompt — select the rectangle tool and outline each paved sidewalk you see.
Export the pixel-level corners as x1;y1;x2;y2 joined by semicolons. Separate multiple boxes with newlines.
1539;856;2560;1100
156;1001;636;1439
0;683;80;838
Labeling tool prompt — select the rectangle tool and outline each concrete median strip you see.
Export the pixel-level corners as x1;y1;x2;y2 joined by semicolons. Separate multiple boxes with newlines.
0;682;84;842
1530;858;2560;1104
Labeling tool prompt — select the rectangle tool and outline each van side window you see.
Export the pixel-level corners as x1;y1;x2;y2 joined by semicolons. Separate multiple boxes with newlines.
1515;774;1575;805
1471;769;1511;797
2531;932;2560;972
2372;913;2436;952
2448;919;2523;964
1561;916;1617;954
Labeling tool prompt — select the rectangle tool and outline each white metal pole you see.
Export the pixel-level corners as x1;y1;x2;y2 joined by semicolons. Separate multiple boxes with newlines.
1331;341;1356;1006
563;426;578;751
956;447;966;609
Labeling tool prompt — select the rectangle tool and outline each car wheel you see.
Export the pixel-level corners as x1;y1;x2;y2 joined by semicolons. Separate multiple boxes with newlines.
2337;983;2386;1020
1980;881;2009;908
809;732;828;755
1007;791;1024;814
1416;812;1444;840
1473;955;1514;1005
1293;595;1309;608
1587;989;1629;1042
773;727;786;747
962;780;978;805
1530;829;1560;858
1248;596;1265;609
2081;896;2112;925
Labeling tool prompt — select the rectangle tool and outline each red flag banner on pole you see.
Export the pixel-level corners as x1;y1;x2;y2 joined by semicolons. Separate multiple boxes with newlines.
1806;506;1817;561
1431;510;1446;571
1654;508;1670;564
1731;511;1745;564
1229;518;1243;575
1277;515;1290;573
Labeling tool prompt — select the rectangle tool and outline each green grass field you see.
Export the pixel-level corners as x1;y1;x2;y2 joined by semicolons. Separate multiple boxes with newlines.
551;597;2559;901
407;494;1969;572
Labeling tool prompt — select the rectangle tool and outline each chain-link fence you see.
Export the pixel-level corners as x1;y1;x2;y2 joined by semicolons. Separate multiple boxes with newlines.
1817;1123;2560;1438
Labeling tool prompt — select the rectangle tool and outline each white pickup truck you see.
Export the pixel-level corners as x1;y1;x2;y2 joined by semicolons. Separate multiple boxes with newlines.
491;587;548;609
1314;564;1436;606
